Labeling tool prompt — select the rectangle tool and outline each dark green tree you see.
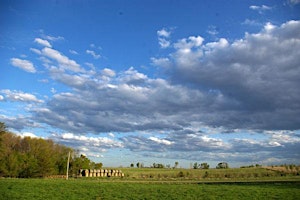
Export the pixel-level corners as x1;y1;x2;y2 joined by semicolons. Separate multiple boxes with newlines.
200;163;209;169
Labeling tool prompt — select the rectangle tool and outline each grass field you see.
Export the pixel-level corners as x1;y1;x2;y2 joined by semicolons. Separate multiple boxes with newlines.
1;167;300;199
0;178;300;199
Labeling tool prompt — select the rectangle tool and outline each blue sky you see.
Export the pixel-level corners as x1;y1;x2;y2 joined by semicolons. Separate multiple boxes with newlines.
1;0;300;168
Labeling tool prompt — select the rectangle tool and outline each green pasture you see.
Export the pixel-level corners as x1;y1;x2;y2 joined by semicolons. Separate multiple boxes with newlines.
120;167;298;181
0;178;299;200
1;168;300;199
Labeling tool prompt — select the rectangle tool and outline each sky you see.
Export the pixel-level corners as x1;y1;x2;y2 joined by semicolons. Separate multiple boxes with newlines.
1;0;300;168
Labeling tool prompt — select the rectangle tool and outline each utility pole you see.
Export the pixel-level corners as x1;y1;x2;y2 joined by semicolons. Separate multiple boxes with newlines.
66;151;71;180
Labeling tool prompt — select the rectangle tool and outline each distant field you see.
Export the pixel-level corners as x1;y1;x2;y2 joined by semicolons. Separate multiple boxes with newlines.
0;178;300;200
1;167;300;199
119;167;300;181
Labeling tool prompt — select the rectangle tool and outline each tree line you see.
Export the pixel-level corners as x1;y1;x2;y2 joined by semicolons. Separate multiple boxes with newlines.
0;122;101;178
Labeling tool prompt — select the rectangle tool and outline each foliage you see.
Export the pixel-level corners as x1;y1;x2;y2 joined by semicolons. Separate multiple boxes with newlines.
216;162;229;169
200;162;210;169
0;130;73;177
0;179;299;200
193;162;199;169
152;163;165;168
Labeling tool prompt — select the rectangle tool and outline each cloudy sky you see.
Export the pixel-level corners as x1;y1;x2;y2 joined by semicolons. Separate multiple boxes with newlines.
1;0;300;168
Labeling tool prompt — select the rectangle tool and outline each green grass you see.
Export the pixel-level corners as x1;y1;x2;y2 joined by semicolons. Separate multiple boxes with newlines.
1;168;299;199
0;178;299;200
120;167;298;181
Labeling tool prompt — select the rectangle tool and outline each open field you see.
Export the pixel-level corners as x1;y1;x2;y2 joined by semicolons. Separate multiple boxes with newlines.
0;178;299;200
119;167;300;181
1;168;300;199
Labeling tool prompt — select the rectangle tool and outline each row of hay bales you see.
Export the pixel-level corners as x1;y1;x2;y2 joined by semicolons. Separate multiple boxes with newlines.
79;169;124;178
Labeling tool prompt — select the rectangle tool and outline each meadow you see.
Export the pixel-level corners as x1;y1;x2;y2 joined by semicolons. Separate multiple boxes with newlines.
1;167;299;200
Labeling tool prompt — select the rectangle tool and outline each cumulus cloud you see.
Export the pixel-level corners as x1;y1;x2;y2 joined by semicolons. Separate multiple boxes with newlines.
50;132;123;158
151;57;171;68
34;38;52;48
157;28;172;48
6;21;300;166
86;50;101;59
157;20;300;130
10;58;36;73
41;47;82;72
0;89;44;103
0;115;40;131
157;28;171;38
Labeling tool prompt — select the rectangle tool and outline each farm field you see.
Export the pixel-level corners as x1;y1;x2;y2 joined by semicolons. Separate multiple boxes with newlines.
1;167;300;199
0;178;299;200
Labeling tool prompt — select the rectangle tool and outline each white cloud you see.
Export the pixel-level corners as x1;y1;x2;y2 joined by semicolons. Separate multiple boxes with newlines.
17;132;38;138
51;88;57;94
158;38;171;48
242;19;262;26
249;5;272;14
86;50;101;59
157;28;172;48
0;95;4;101
10;58;36;73
7;21;300;166
43;35;64;41
149;136;173;145
34;38;52;48
50;132;123;155
207;25;219;36
157;28;171;38
1;89;44;103
108;132;115;137
151;57;171;68
41;47;82;72
69;50;79;55
101;68;116;77
30;48;41;55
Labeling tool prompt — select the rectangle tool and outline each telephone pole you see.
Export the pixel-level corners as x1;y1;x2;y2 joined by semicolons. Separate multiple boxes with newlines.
66;151;71;180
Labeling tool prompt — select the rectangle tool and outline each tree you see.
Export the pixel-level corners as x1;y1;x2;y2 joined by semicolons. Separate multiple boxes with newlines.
95;162;103;169
200;163;209;169
216;162;229;169
130;163;134;167
0;122;7;135
193;162;199;169
136;162;140;168
174;161;179;169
